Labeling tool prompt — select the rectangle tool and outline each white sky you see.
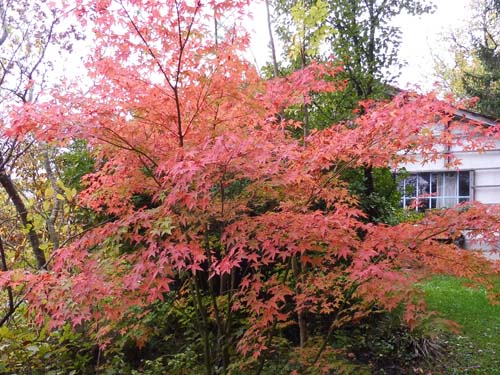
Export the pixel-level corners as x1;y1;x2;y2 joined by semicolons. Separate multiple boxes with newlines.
246;0;472;92
54;0;472;94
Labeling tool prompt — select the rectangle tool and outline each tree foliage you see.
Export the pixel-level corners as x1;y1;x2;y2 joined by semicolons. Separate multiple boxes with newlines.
0;6;94;371
271;0;435;119
268;0;436;224
0;1;498;374
436;0;499;118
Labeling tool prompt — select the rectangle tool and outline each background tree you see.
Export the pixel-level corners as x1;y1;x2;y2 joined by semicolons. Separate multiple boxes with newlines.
271;0;435;120
0;2;59;332
0;2;98;372
0;0;82;270
435;0;499;118
269;0;434;223
0;0;89;334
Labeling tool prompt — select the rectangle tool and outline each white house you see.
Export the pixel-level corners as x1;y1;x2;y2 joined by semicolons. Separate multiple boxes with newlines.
398;108;500;210
397;108;500;252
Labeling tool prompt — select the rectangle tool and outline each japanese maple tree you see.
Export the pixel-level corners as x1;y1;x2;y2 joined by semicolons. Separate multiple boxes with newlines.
2;0;500;373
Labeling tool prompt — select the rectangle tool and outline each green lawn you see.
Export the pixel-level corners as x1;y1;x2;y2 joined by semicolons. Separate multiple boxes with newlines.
423;276;500;374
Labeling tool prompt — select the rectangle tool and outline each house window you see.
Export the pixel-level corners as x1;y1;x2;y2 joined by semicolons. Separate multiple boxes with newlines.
399;171;471;211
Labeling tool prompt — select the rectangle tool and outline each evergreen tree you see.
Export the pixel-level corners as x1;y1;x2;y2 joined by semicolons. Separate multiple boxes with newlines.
436;0;499;118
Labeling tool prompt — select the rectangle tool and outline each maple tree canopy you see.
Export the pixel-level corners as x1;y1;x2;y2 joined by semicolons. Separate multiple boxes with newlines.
1;0;499;365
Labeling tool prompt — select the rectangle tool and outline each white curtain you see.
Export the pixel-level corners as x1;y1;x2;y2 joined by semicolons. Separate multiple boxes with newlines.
436;172;457;208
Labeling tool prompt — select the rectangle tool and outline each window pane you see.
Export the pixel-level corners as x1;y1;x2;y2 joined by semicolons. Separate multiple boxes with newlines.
443;172;458;207
405;198;414;208
405;175;417;197
430;198;437;208
416;198;429;211
399;171;467;210
434;173;444;208
417;173;430;197
430;173;438;194
443;172;457;196
398;179;406;195
459;172;470;197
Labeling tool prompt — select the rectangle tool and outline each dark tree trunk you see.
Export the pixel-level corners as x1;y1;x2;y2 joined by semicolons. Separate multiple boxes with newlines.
0;166;46;269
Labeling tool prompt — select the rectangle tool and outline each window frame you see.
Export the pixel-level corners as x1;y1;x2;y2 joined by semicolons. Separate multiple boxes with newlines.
399;171;472;211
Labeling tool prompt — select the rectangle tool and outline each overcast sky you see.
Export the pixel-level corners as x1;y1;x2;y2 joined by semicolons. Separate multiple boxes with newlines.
246;0;471;92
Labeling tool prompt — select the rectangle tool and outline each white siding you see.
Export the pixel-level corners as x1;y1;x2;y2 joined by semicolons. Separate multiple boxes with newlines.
400;139;500;206
398;111;499;254
473;168;500;204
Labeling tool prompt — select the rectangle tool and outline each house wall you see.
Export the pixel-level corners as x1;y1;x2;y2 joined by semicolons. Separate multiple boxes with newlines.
399;134;500;253
398;111;499;254
400;143;500;205
473;166;500;204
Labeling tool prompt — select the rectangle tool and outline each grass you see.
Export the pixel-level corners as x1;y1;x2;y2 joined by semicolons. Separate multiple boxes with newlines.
423;276;500;374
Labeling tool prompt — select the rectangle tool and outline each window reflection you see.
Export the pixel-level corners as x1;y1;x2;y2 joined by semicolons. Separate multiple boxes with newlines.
399;171;471;211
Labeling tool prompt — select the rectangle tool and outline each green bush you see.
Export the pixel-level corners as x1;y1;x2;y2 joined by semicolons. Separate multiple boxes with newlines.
0;315;95;374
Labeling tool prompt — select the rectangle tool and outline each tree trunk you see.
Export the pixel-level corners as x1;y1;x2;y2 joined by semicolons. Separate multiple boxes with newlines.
0;166;46;269
0;235;15;326
292;255;307;347
265;0;279;78
364;165;377;221
43;145;62;250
